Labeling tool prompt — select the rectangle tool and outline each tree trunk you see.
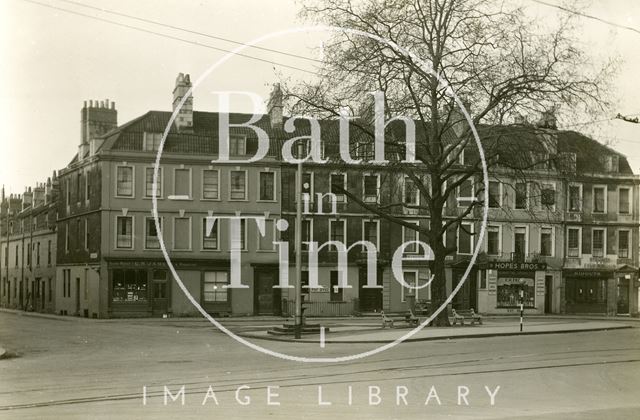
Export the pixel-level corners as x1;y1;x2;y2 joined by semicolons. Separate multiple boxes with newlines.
430;252;451;327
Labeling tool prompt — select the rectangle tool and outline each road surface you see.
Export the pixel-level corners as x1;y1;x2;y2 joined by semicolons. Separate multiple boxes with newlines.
1;313;639;419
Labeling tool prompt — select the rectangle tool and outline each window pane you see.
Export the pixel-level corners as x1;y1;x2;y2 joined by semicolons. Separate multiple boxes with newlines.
404;223;418;253
569;186;581;211
487;227;499;255
145;218;161;249
404;177;418;205
619;189;630;214
145;168;161;197
540;228;552;256
593;187;605;212
203;218;218;250
364;221;378;248
203;170;219;199
203;271;229;302
330;220;345;243
592;230;604;257
117;167;133;196
331;174;346;201
514;227;526;257
259;172;275;201
488;181;500;207
364;175;378;201
116;217;132;248
515;183;527;209
112;269;147;302
618;231;629;258
230;171;246;200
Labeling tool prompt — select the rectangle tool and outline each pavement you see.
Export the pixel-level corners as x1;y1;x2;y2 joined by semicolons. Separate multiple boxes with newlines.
0;306;635;346
239;318;631;343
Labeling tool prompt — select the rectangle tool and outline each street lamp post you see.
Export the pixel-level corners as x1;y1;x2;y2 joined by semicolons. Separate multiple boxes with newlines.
519;279;525;332
294;142;303;339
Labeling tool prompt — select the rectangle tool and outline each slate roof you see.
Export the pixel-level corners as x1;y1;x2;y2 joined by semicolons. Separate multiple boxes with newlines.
97;110;635;176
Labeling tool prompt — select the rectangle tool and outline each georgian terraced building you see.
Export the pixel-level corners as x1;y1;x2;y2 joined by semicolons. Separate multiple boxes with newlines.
2;73;638;318
54;74;285;318
0;177;59;313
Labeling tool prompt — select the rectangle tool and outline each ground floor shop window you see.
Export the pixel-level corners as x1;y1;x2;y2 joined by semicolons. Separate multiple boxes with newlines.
112;269;148;302
566;278;607;305
496;271;535;308
203;271;228;303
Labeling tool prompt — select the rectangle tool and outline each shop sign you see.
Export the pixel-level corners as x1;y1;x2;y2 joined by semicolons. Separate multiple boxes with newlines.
563;269;611;278
108;260;167;268
487;261;547;271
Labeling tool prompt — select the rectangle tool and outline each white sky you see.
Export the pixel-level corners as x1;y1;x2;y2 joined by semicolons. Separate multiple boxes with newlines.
1;0;639;194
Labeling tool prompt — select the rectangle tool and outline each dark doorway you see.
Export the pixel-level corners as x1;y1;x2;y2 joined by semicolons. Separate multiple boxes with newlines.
41;280;45;310
19;280;23;309
75;277;81;316
34;278;41;311
151;269;169;316
617;278;630;314
544;275;553;313
358;267;382;312
254;270;281;315
452;267;477;311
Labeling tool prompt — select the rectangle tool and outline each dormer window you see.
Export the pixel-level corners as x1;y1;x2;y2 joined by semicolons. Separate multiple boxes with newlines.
602;155;619;173
230;136;246;156
143;132;162;152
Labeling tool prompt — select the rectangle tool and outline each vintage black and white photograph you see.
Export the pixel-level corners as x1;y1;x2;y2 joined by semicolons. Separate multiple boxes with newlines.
1;0;639;418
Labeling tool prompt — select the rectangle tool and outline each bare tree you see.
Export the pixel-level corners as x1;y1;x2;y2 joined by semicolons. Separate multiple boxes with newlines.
284;0;614;326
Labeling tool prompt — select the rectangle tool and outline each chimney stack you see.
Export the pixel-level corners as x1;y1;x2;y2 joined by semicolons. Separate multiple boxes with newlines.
81;98;118;159
537;108;557;129
33;184;45;207
514;113;527;125
172;73;194;132
267;83;283;129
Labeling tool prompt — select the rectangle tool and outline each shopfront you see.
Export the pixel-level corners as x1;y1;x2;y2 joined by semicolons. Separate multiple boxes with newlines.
563;269;611;314
478;261;547;315
108;259;170;318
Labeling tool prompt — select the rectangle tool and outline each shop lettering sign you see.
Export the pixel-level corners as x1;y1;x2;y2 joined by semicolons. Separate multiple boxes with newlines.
563;269;611;278
487;261;547;271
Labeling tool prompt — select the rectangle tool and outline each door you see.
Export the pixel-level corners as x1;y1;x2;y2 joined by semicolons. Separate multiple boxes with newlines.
358;267;382;312
41;280;45;310
617;278;630;314
254;270;281;315
544;275;553;313
151;269;169;316
34;278;41;311
75;277;81;315
452;268;477;311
